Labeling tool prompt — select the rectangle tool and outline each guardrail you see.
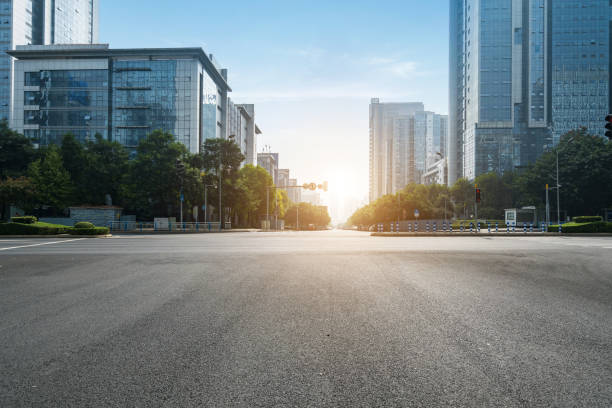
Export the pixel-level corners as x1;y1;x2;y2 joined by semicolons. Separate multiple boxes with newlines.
377;221;562;234
108;221;231;233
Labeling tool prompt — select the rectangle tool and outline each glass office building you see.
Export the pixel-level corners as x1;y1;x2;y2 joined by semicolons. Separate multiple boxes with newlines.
9;45;230;153
550;0;610;145
449;0;610;183
0;0;98;121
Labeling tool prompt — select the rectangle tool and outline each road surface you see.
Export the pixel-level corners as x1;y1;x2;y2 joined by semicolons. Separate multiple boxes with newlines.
1;231;611;406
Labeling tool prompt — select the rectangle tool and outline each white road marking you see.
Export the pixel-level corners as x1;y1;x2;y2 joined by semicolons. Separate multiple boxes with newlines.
0;238;85;252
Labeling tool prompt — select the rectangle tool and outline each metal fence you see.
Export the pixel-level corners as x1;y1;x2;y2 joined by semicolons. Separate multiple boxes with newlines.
376;220;561;234
108;221;230;233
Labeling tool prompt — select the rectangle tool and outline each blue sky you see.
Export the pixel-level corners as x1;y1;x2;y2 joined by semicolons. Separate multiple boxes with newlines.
100;0;449;220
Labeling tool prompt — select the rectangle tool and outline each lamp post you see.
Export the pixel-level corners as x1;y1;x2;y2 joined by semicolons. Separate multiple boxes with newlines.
204;184;213;222
555;136;574;225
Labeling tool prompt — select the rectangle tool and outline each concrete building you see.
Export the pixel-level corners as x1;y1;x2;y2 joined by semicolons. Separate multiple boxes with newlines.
0;0;99;121
449;0;609;184
277;168;289;189
422;158;446;186
257;152;278;185
369;99;424;201
369;98;448;202
226;99;260;166
287;178;301;203
8;44;230;153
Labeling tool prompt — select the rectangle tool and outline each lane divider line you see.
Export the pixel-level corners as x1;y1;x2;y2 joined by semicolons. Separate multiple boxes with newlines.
0;238;85;252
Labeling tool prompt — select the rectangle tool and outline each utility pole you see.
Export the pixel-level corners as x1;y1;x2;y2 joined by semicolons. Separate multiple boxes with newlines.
175;159;186;223
266;186;270;231
545;184;550;226
397;191;400;229
218;165;222;229
556;150;560;226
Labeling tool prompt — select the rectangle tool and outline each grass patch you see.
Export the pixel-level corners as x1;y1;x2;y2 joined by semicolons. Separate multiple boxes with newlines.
550;221;612;233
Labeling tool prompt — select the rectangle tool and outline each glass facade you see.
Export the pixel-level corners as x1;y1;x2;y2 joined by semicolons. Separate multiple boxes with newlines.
51;0;96;44
23;69;108;145
0;0;13;121
451;0;609;181
550;0;609;145
0;0;97;121
14;48;230;154
529;0;545;124
478;0;513;123
112;59;192;148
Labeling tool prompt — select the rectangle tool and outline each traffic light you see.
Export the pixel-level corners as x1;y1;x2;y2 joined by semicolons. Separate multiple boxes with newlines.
475;188;481;203
606;114;612;140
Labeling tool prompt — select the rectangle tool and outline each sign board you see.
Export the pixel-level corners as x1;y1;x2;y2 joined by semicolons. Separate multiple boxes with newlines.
202;204;206;210
154;218;169;230
414;209;420;219
180;192;184;202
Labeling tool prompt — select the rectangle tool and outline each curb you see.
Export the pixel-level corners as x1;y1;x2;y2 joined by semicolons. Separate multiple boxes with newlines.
370;232;612;237
111;229;258;235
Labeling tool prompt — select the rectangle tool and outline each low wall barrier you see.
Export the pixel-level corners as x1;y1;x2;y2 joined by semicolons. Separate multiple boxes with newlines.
108;221;231;233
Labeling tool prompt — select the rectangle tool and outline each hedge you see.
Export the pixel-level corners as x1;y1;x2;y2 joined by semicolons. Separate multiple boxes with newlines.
74;221;95;229
67;227;110;235
550;221;612;233
11;216;37;224
451;220;507;229
0;222;108;235
0;222;68;235
573;216;603;224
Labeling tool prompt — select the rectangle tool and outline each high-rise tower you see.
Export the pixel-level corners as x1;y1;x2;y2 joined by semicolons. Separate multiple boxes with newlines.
0;0;99;120
449;0;610;184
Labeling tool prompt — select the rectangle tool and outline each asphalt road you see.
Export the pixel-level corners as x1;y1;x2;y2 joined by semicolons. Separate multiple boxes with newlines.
1;231;611;407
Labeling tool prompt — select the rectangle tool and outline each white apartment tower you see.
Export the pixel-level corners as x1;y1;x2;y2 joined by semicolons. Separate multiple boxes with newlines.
369;98;448;202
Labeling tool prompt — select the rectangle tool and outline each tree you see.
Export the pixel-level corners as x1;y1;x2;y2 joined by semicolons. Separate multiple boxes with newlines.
85;134;130;206
451;178;474;218
0;177;37;220
473;172;512;219
124;130;189;218
285;202;331;229
0;120;34;178
200;138;245;226
234;164;273;227
60;133;89;204
28;147;74;212
514;128;612;217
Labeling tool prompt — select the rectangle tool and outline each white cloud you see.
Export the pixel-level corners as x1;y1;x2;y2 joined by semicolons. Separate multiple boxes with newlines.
387;61;418;78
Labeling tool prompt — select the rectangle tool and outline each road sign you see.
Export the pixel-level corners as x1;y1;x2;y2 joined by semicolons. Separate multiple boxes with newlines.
414;209;420;219
180;193;184;202
202;204;206;210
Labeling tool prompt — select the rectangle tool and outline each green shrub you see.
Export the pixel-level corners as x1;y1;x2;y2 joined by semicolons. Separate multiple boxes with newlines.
573;216;603;224
451;219;507;229
74;221;95;229
68;226;109;235
0;222;68;235
550;221;612;233
11;216;37;224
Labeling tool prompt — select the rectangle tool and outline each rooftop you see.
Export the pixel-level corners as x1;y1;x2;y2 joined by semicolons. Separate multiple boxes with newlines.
8;44;231;91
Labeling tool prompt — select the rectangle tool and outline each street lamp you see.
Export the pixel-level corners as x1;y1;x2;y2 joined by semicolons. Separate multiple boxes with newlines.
554;136;574;226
